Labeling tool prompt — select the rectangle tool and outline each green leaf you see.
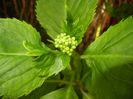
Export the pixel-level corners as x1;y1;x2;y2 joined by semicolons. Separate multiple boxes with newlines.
0;18;70;98
82;17;133;99
65;0;98;43
0;56;45;98
40;86;78;99
0;18;49;56
35;52;70;78
0;18;50;98
36;0;66;39
0;53;70;98
36;0;98;43
20;75;59;99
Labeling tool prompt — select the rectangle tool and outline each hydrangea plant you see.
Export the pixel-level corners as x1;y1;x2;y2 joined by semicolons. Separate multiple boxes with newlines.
0;0;133;99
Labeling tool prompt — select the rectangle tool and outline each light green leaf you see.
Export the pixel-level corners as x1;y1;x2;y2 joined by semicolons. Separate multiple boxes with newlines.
82;17;133;99
41;86;78;99
36;0;98;43
36;0;66;39
65;0;98;43
0;18;49;56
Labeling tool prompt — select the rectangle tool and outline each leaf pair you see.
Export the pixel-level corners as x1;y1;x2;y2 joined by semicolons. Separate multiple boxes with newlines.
36;0;97;43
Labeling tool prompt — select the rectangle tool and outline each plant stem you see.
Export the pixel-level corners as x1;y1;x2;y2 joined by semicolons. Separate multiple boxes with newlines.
45;79;76;86
80;88;93;99
81;72;90;82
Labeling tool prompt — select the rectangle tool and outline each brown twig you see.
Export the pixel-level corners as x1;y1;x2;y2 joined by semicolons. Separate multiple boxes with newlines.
12;0;19;17
20;0;26;19
29;0;35;25
3;0;8;17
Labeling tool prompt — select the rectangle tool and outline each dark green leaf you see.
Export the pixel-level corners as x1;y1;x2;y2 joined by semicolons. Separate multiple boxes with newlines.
20;75;59;99
82;17;133;99
40;86;78;99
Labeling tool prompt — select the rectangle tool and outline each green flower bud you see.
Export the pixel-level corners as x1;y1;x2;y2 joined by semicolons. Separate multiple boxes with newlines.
54;33;78;56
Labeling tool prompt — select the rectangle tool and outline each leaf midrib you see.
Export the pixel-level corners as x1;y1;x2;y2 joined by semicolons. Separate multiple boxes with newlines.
0;53;27;56
81;54;133;59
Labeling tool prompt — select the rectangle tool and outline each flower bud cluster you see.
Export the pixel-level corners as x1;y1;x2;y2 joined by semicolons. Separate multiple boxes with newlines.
54;33;78;56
